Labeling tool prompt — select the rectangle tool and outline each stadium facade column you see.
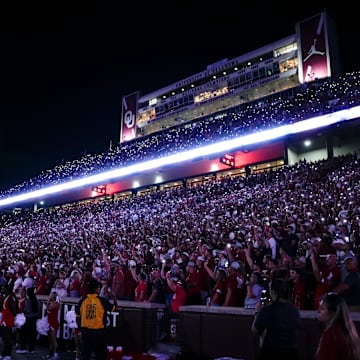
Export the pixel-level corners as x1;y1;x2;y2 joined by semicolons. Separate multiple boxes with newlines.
283;140;289;165
326;133;334;159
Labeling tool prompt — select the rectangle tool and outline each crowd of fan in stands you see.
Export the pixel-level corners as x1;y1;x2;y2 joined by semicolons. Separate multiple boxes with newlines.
1;71;359;199
0;152;360;313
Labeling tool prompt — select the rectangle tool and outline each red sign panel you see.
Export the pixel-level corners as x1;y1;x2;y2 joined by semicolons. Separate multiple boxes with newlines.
296;11;330;83
220;153;235;167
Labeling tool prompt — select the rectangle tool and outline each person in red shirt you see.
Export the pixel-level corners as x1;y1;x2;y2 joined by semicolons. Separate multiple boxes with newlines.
27;264;38;280
165;272;187;344
209;268;227;306
0;285;19;358
111;261;125;300
160;259;175;309
184;261;202;305
289;267;307;310
122;262;137;301
69;270;82;298
196;256;211;304
36;267;49;295
316;293;360;359
224;261;246;307
44;291;60;359
310;252;341;310
132;271;148;302
166;272;187;314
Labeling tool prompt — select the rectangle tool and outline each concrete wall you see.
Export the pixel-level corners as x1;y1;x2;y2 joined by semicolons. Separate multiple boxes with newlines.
179;305;360;360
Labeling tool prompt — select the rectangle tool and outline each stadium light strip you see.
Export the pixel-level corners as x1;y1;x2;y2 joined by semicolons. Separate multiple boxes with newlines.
1;105;360;209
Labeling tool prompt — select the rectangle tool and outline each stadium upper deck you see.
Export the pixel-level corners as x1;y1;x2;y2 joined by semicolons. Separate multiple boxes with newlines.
1;10;359;211
121;11;340;141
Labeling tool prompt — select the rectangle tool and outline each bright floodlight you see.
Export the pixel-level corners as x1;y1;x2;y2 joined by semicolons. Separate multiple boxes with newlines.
0;105;359;208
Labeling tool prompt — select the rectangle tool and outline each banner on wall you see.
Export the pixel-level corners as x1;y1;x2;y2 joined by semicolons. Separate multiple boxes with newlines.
296;11;331;83
38;299;121;343
120;92;138;143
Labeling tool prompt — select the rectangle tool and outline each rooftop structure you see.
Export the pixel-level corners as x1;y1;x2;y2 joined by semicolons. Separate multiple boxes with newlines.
120;11;340;141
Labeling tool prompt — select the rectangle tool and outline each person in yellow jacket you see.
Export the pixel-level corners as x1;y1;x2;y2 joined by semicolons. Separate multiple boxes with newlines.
75;277;117;360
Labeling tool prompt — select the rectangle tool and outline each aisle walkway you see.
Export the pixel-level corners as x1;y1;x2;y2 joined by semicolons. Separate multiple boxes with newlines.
5;342;179;360
2;347;76;360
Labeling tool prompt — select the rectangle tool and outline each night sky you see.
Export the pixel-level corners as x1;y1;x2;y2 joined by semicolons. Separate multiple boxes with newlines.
0;4;358;191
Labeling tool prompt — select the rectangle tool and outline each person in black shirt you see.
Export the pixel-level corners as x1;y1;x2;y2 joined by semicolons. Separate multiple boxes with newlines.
147;268;165;304
252;277;301;360
16;286;41;354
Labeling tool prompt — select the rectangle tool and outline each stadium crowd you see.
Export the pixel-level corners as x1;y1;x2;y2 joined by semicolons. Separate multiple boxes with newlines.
1;71;359;199
0;152;359;313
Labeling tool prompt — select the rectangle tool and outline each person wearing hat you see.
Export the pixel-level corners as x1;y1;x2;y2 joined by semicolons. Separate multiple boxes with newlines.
224;261;246;307
332;255;360;311
165;271;187;344
310;251;341;310
75;277;118;360
165;270;186;314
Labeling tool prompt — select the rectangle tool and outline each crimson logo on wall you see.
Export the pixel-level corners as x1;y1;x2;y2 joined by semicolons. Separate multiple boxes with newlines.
120;92;138;143
220;153;235;167
296;11;331;83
